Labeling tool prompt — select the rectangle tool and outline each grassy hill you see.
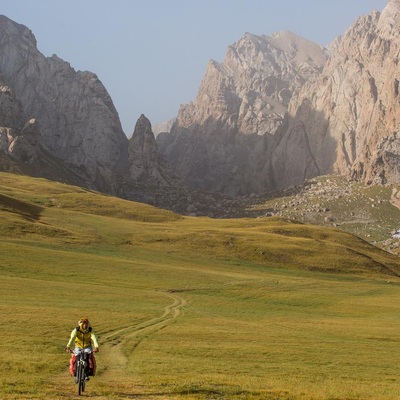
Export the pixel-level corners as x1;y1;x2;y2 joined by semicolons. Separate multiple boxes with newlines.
249;175;400;255
1;172;400;399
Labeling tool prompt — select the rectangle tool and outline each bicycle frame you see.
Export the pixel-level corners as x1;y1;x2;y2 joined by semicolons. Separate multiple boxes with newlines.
74;347;92;366
74;348;92;395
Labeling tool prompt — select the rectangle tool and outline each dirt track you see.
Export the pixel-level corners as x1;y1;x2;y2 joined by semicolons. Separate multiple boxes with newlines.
53;292;186;399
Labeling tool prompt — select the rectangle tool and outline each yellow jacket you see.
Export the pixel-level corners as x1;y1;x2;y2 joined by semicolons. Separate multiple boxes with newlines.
67;326;99;349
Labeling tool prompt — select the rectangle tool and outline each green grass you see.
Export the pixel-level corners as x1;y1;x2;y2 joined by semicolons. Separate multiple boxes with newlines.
1;172;400;399
251;175;400;254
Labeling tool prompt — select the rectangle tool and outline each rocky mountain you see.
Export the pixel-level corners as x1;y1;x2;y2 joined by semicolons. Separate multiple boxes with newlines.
272;0;400;190
0;16;253;217
0;81;39;164
0;15;129;191
1;2;399;218
159;0;400;197
152;118;175;137
0;15;177;195
127;114;180;186
158;31;327;196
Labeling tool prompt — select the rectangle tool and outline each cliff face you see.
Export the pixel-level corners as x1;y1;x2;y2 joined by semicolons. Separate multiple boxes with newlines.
0;81;39;164
158;31;327;195
128;114;180;186
1;2;399;204
159;1;400;195
0;15;129;191
0;15;176;194
272;0;400;188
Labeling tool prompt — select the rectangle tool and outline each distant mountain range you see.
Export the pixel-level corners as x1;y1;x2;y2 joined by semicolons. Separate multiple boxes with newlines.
0;0;398;214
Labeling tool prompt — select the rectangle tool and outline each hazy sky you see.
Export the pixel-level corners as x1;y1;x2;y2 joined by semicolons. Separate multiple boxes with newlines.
0;0;388;136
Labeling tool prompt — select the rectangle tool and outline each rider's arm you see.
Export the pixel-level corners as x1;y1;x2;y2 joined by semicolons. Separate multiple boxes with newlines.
66;327;78;349
91;331;99;349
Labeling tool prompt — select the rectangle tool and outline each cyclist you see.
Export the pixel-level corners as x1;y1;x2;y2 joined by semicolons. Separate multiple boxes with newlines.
65;317;99;380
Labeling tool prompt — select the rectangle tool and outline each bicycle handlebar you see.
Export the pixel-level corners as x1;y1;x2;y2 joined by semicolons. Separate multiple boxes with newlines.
65;347;93;355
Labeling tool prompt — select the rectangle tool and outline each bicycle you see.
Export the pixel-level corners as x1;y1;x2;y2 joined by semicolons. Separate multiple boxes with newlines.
73;348;92;396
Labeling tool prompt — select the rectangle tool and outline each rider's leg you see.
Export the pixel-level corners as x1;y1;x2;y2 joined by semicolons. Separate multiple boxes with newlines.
69;353;76;376
91;353;96;376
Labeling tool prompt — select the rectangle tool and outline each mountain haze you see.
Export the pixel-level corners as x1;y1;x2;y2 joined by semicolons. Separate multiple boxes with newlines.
158;0;400;196
157;30;327;196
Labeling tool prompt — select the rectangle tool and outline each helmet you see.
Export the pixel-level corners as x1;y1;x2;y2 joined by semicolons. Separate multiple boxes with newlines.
78;317;91;332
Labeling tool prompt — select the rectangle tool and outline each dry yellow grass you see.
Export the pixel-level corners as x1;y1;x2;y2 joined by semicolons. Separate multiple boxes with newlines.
1;172;400;399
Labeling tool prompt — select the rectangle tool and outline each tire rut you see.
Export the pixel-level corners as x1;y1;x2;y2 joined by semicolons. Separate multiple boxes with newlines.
99;291;186;373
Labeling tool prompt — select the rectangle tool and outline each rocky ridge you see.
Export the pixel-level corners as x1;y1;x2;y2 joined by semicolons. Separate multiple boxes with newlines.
159;1;400;197
272;0;400;189
0;15;182;202
158;31;327;196
1;4;400;221
0;15;130;191
127;114;180;186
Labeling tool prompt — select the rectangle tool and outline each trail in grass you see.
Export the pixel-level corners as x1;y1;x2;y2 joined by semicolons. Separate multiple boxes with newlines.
53;291;186;399
100;291;186;374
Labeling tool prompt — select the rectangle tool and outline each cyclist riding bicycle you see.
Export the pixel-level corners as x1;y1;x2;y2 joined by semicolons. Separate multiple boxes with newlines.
65;317;99;379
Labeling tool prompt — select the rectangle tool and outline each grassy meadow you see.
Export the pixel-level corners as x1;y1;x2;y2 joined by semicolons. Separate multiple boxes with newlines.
1;172;400;399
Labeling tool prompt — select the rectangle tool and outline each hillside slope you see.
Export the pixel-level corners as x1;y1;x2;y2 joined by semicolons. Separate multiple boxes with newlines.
2;172;400;400
0;172;399;278
249;174;400;255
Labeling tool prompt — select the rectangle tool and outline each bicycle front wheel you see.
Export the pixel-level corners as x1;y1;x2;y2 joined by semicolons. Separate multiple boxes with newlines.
77;363;84;396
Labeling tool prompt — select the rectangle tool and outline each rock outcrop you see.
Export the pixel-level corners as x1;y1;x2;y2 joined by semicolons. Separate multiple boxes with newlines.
158;31;328;195
0;81;39;163
1;2;399;210
152;118;175;137
159;1;400;196
0;15;179;198
0;15;130;192
127;114;180;186
272;0;400;189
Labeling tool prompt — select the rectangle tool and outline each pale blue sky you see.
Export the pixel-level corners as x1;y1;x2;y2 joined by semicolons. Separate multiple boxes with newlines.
0;0;388;136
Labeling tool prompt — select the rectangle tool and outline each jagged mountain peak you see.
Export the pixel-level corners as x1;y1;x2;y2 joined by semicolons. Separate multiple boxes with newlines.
158;30;328;195
128;114;179;186
227;30;327;73
0;16;181;200
134;113;152;133
158;3;400;197
0;15;133;192
185;29;328;135
378;0;400;35
274;1;400;190
1;6;398;208
129;114;156;149
0;15;37;48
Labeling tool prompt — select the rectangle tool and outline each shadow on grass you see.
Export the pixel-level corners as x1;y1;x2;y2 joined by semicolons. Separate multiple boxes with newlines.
0;193;43;221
